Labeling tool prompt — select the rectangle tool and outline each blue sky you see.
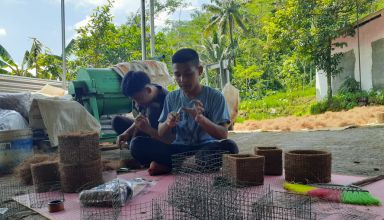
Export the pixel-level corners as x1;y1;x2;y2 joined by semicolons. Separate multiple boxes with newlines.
0;0;208;64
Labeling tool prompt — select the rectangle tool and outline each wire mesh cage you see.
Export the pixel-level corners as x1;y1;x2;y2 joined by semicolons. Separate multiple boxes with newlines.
81;150;318;220
252;191;316;220
29;181;64;209
0;177;32;220
171;150;230;175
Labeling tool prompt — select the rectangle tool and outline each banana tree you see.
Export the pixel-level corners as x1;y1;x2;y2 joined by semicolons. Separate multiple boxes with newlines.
0;44;32;76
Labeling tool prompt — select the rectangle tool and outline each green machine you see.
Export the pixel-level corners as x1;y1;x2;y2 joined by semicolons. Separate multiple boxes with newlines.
68;68;133;141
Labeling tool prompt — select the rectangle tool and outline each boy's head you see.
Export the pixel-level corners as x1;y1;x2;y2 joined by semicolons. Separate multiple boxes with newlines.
121;71;154;106
172;48;203;93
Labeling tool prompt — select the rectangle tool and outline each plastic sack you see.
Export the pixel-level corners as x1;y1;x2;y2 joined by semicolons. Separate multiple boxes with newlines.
79;178;151;207
0;92;31;120
0;109;28;131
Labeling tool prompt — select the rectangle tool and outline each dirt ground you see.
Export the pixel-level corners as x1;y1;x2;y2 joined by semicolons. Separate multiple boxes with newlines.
1;126;383;219
235;106;384;132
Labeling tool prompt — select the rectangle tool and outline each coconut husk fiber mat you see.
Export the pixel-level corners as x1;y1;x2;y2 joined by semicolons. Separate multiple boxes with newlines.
13;171;384;220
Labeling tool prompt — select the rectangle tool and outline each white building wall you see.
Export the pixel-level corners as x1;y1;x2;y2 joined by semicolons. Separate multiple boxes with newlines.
316;15;384;100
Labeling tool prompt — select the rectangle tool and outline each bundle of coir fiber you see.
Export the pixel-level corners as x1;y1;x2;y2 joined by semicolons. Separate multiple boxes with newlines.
14;154;57;185
31;161;60;193
58;131;103;193
254;146;282;175
285;150;331;183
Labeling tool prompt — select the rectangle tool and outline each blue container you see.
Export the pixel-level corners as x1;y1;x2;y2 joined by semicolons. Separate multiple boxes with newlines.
0;129;33;174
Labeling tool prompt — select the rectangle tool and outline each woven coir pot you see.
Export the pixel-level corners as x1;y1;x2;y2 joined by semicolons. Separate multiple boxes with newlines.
254;146;282;176
60;159;103;193
58;131;100;164
31;161;60;193
223;154;265;186
285;150;331;183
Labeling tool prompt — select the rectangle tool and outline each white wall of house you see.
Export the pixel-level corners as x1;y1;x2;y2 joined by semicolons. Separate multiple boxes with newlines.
316;13;384;100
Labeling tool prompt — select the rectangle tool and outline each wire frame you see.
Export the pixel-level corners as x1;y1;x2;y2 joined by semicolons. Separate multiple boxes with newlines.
80;150;317;220
252;191;316;220
171;150;230;175
0;177;32;220
29;181;64;209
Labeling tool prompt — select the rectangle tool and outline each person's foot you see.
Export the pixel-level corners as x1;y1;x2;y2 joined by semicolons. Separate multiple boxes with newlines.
148;161;171;176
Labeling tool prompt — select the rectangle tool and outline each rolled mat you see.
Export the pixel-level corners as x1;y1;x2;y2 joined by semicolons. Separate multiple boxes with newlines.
285;150;331;183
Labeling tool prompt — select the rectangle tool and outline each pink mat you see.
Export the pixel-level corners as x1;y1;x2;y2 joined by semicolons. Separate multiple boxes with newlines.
14;171;384;220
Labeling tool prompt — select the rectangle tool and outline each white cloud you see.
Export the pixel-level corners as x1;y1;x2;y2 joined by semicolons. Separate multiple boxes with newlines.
155;11;171;29
0;28;7;37
74;16;92;30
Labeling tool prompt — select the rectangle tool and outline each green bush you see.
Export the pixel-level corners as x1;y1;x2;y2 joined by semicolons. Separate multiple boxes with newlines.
338;77;360;94
237;87;316;121
310;89;384;114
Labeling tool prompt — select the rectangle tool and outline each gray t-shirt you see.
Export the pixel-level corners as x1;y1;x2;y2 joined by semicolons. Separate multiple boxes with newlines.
159;86;230;145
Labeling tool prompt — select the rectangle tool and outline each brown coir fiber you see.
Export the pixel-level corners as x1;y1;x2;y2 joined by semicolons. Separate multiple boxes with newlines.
223;154;265;186
285;150;331;184
14;154;57;185
254;146;282;176
31;161;60;193
60;159;103;193
58;131;100;164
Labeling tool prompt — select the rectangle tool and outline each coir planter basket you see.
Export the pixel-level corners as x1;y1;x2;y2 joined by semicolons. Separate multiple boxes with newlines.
284;150;331;183
254;146;282;176
223;154;265;186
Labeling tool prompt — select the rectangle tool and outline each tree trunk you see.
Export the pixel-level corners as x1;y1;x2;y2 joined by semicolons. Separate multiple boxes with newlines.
327;72;332;104
229;15;236;66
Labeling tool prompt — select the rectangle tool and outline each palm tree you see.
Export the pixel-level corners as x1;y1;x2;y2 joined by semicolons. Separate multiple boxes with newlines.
203;0;247;66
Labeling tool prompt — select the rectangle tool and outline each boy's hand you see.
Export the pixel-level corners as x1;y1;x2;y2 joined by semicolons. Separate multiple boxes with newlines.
166;112;180;128
182;100;205;120
135;115;151;133
116;129;133;149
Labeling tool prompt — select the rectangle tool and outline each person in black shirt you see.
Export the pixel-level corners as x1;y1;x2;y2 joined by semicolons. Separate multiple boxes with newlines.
113;71;171;148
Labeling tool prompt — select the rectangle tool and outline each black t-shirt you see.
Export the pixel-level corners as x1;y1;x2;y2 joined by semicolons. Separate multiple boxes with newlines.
133;84;168;129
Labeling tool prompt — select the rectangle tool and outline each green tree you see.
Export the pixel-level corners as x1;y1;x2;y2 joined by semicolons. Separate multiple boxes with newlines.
203;0;247;66
264;0;375;103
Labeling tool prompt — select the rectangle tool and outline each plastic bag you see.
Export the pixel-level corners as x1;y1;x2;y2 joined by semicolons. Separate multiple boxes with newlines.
0;92;31;120
79;178;152;207
0;109;28;131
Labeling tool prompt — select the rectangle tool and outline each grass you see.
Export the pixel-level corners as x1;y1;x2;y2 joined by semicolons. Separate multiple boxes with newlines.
237;87;316;122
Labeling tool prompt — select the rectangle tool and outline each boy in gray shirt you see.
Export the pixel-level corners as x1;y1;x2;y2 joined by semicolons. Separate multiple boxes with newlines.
130;48;238;175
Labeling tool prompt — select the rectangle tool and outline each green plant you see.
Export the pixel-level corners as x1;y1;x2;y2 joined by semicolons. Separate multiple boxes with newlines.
236;86;316;121
338;77;360;94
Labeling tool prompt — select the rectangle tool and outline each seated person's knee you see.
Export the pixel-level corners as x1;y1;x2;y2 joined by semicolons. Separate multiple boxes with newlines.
219;139;239;154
